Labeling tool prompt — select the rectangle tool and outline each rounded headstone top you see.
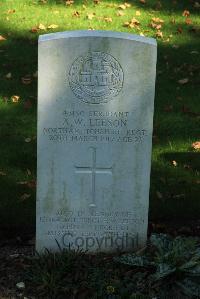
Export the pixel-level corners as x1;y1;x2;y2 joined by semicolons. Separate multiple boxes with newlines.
39;30;157;46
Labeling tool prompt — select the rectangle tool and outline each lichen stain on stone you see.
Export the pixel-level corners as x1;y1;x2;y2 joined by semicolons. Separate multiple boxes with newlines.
80;176;85;201
62;183;67;201
59;182;70;211
44;159;55;212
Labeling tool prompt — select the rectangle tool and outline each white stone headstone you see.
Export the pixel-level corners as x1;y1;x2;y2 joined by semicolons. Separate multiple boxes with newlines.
36;30;157;253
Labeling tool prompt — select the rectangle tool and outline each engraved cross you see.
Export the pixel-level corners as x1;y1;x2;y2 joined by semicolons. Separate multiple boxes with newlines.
75;147;112;207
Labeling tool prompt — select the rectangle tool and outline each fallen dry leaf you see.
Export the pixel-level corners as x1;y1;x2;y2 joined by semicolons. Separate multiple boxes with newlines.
7;9;15;14
0;35;6;41
38;23;46;30
11;95;20;103
123;22;130;27
106;3;117;8
194;1;200;8
104;17;112;22
33;71;38;78
20;193;31;201
0;171;6;176
21;76;32;85
124;2;131;8
17;181;28;185
156;24;162;30
27;169;32;176
136;10;141;16
16;282;25;289
5;72;12;79
177;27;183;34
124;18;140;28
17;180;36;189
156;191;163;199
182;10;190;17
94;0;101;4
152;17;164;23
192;141;200;150
118;4;127;10
164;38;170;43
150;22;162;30
47;24;59;29
172;160;178;167
30;27;39;33
25;137;31;143
73;11;80;17
171;18;176;24
139;0;146;4
131;17;140;25
155;30;163;38
66;0;74;5
86;13;95;20
173;194;185;199
178;78;189;84
172;44;179;49
116;11;125;16
185;18;192;25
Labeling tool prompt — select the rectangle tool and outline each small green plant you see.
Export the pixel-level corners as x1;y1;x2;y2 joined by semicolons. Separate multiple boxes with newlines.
26;244;119;299
115;234;200;298
26;246;90;298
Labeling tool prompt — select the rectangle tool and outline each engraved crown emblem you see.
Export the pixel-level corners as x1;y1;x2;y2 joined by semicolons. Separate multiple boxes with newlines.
69;52;124;104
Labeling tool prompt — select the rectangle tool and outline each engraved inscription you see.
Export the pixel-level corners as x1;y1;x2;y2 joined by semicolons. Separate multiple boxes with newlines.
69;52;124;104
39;209;144;250
43;110;148;144
75;147;112;207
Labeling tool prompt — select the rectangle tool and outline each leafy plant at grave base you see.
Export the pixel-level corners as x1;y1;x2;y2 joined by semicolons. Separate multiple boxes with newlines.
114;234;200;298
25;241;149;299
26;244;92;299
26;242;119;299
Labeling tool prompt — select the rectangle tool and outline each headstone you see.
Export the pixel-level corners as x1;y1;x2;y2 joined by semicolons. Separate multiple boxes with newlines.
36;30;157;253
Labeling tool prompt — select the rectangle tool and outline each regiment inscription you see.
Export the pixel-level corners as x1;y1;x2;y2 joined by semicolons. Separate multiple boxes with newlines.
43;109;148;144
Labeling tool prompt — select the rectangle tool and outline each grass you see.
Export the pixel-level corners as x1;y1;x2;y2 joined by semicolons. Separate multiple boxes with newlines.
0;0;200;235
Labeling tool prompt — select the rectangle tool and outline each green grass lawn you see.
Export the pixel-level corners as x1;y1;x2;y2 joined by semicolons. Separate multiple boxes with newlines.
0;0;200;236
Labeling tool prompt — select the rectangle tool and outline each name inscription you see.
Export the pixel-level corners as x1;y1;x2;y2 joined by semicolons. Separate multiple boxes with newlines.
43;110;148;144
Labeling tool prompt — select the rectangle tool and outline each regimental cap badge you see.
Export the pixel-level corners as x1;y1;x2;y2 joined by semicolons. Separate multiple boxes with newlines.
69;52;124;104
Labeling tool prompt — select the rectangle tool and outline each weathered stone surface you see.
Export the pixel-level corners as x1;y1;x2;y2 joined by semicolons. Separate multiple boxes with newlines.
36;30;157;252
